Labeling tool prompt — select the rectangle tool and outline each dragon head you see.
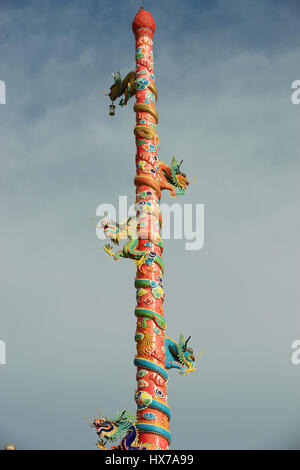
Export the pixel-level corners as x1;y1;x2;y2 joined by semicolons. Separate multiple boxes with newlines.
170;157;190;195
178;334;197;375
101;215;135;245
90;410;136;448
100;212;120;244
92;417;117;439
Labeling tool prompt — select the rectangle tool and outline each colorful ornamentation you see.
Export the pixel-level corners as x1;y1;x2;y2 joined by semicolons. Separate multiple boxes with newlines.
165;335;197;375
143;412;156;421
89;410;147;450
135;390;153;410
101;216;164;272
94;7;198;451
134;156;189;199
103;69;157;108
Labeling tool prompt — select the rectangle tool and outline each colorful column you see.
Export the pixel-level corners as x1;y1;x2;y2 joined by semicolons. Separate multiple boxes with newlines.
90;7;196;452
132;8;170;450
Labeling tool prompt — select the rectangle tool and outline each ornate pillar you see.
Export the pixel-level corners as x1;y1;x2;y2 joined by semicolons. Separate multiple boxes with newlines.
132;8;170;451
91;7;196;452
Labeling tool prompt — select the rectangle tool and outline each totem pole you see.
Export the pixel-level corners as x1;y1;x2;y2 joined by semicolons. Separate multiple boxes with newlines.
90;7;199;451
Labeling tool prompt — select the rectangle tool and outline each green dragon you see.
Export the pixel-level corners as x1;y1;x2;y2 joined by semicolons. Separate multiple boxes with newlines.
101;216;164;272
89;410;147;450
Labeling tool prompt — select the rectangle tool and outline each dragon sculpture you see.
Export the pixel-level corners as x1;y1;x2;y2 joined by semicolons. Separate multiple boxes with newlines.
103;69;157;107
165;335;197;375
89;410;147;450
134;156;189;199
101;156;188;269
94;9;201;449
101;215;164;271
157;157;189;197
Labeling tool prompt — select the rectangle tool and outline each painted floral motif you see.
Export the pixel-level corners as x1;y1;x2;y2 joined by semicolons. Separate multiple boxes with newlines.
136;201;153;214
142;143;156;152
136;161;156;177
143;412;156;421
138;379;149;388
146;91;155;102
134;77;150;91
136;47;146;59
138;190;153;200
137;369;148;378
136;288;148;300
135;390;152;410
143;296;153;306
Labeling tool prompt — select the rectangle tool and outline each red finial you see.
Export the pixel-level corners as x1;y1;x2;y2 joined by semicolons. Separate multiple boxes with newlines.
132;7;156;39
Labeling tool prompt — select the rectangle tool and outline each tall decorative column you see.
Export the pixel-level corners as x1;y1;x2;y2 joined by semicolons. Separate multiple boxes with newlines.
90;7;197;452
132;8;170;451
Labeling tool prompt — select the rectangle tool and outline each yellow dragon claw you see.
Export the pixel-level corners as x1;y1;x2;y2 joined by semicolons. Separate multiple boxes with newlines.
134;253;148;269
104;244;114;257
96;439;107;450
183;366;197;376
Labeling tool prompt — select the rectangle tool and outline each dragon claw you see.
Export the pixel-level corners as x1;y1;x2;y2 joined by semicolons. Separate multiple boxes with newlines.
104;244;114;257
134;253;148;269
183;366;196;376
96;438;107;450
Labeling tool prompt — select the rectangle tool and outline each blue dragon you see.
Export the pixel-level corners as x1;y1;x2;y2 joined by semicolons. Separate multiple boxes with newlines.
165;335;197;375
90;410;147;450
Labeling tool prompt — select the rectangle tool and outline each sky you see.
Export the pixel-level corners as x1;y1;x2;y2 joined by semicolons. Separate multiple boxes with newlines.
0;0;300;450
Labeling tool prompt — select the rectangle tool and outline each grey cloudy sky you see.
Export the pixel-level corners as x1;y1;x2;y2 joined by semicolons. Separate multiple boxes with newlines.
0;0;300;449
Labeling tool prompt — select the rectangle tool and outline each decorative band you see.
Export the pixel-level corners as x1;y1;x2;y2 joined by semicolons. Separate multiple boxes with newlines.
134;175;161;199
150;400;171;420
134;27;154;40
135;278;164;292
136;423;171;443
134;125;156;139
134;357;168;381
134;103;158;124
135;308;166;330
135;279;158;288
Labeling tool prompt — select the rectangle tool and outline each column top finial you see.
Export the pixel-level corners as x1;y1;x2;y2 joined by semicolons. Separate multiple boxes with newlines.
132;7;156;39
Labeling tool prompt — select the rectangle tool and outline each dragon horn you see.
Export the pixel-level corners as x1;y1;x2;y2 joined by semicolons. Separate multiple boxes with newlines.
96;409;102;419
178;159;183;169
110;71;115;79
184;336;191;348
116;410;126;422
100;89;109;96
